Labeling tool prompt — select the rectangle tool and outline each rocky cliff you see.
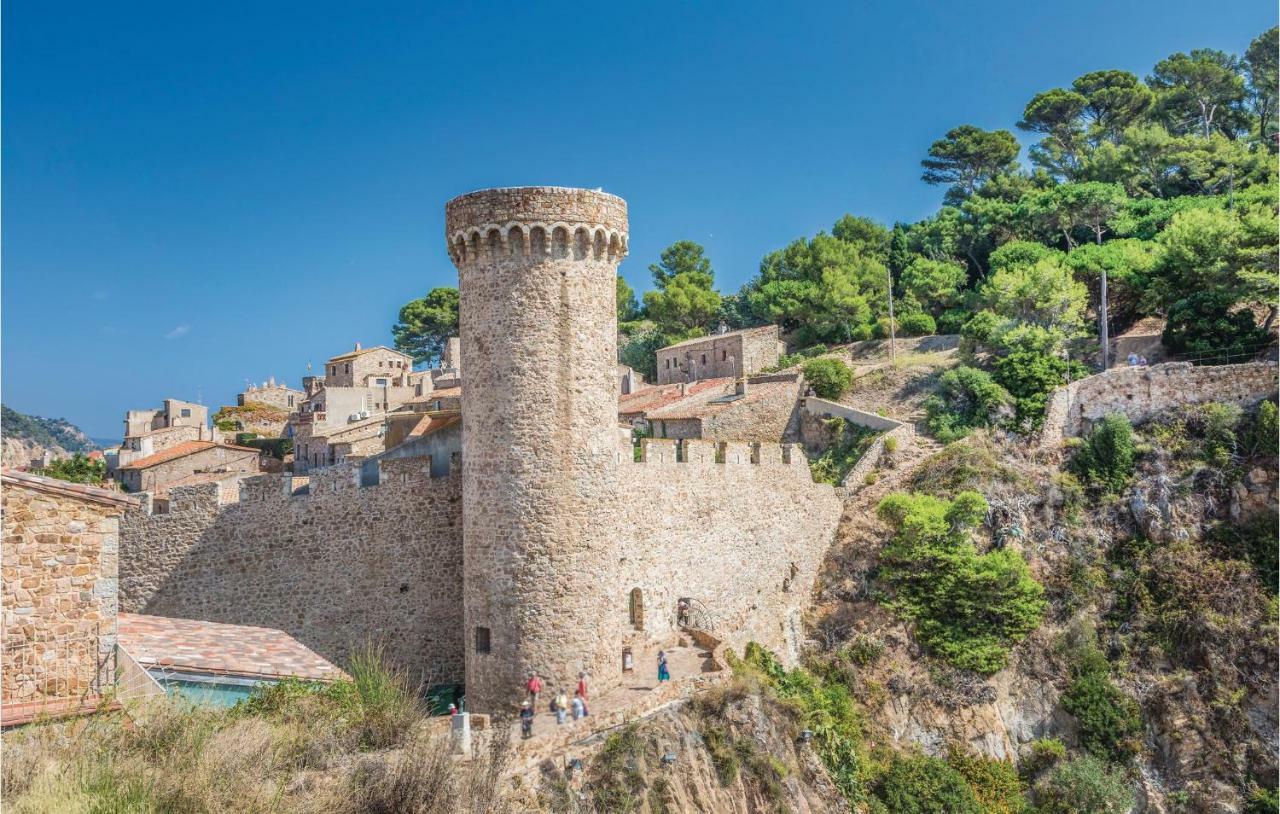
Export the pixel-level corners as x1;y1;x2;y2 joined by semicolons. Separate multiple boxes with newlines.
1;405;99;468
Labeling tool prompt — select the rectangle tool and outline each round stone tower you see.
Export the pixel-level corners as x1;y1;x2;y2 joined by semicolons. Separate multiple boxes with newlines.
446;187;629;712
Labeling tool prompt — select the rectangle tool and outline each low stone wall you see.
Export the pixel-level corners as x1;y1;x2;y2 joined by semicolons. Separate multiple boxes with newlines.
801;397;903;431
119;457;465;684
1040;361;1279;446
841;423;916;489
798;397;913;489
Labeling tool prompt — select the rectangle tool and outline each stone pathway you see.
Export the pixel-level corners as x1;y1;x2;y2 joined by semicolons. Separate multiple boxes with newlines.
508;642;713;747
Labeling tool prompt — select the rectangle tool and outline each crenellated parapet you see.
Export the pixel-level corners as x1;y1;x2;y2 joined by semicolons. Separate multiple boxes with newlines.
631;438;809;472
445;186;628;267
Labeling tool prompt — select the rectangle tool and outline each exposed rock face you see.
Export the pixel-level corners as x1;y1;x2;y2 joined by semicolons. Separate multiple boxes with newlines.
526;692;846;813
1;405;99;469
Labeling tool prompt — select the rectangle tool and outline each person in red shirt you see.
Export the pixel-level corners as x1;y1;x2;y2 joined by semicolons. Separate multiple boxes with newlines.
576;671;589;701
526;673;544;707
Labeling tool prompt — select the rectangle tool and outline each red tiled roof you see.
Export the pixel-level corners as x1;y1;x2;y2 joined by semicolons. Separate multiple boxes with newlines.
647;378;797;420
617;378;734;417
1;469;138;510
118;441;260;471
117;613;345;682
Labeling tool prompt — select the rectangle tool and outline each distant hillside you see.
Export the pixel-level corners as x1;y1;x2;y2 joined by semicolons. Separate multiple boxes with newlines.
1;404;99;468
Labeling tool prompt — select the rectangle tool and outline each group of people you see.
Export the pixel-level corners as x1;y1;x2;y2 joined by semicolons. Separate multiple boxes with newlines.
520;671;591;739
1126;352;1150;367
518;651;674;739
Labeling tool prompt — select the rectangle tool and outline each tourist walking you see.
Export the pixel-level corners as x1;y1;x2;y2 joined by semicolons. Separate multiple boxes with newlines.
553;688;569;724
526;672;543;706
576;671;589;701
657;650;670;682
571;691;586;720
520;701;534;739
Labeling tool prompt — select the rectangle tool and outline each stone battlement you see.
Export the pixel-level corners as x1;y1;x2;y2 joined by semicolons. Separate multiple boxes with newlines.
630;438;810;470
445;187;628;266
139;456;457;515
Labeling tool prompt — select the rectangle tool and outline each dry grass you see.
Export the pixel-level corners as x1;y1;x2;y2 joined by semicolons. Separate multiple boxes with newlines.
1;651;511;813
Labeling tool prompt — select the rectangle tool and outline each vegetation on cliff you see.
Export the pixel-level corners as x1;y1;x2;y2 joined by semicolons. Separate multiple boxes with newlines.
1;404;98;456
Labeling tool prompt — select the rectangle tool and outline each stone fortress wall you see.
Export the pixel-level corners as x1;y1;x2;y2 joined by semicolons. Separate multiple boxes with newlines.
618;439;840;663
1040;361;1279;445
116;186;844;714
118;457;466;685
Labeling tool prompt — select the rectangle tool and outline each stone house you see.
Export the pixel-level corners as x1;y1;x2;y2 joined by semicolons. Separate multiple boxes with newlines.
117;441;260;495
654;325;784;385
323;344;414;388
113;399;216;472
620;374;802;442
237;378;305;410
1;471;137;723
366;411;461;479
292;416;385;473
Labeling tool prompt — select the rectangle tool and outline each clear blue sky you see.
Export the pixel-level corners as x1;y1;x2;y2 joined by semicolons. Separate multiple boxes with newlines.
3;0;1273;438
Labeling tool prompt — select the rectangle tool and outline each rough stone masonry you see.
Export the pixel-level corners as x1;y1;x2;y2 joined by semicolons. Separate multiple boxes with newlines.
120;187;842;713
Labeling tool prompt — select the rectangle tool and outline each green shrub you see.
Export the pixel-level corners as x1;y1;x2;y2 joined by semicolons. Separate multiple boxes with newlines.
808;420;881;485
1034;755;1134;814
737;644;867;806
1242;399;1279;458
1209;511;1279;593
1020;738;1066;778
924;366;1014;442
1069;414;1136;492
803;357;854;399
1198;402;1243;467
874;753;981;814
871;317;898;340
947;747;1027;814
899;312;937;337
992;342;1071;426
36;453;107;486
1245;786;1280;814
876;491;1046;673
1059;646;1141;763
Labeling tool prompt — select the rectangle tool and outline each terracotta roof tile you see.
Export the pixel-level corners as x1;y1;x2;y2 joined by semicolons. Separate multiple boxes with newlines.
617;378;734;416
646;378;797;420
117;613;345;682
1;469;139;510
118;441;260;471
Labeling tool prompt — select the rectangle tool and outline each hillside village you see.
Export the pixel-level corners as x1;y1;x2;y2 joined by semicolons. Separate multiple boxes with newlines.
3;25;1280;814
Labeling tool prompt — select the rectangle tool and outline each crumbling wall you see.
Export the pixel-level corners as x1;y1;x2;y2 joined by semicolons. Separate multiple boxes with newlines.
1041;361;1278;445
118;457;464;684
616;439;841;665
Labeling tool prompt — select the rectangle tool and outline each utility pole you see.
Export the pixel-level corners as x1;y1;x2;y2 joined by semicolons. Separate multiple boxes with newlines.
886;264;896;363
1097;229;1108;371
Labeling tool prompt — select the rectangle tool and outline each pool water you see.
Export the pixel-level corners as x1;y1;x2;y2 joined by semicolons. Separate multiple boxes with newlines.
161;677;259;707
